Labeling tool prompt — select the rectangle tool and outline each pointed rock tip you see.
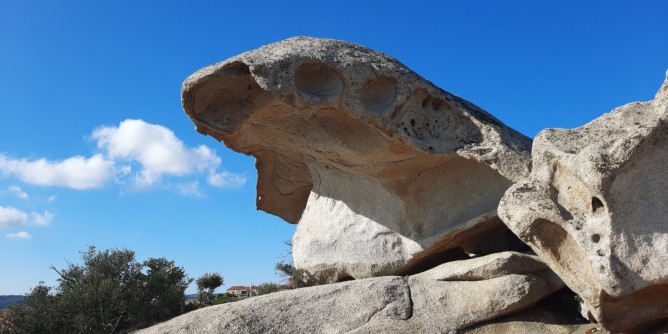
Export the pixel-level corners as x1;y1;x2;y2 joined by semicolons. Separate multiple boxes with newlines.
655;69;668;102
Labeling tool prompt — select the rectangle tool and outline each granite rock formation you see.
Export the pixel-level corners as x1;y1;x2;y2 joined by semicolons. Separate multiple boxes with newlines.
174;36;668;332
137;252;563;334
137;277;410;334
181;36;532;281
378;252;564;333
499;72;668;332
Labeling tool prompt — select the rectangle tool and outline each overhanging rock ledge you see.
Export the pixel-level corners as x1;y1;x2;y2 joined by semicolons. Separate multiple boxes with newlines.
181;36;532;280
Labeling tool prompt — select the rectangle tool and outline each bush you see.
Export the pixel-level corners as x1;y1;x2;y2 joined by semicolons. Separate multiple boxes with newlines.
211;293;240;305
1;246;192;334
195;272;224;306
253;282;283;296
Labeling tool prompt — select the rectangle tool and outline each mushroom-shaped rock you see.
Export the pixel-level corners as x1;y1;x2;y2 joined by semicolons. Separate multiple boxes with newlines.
499;72;668;332
182;37;532;281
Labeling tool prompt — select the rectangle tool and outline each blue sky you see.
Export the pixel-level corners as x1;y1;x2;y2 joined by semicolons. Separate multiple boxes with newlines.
0;1;666;295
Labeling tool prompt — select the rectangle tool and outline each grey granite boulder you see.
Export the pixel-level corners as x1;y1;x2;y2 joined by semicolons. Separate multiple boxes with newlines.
137;252;564;334
181;37;532;281
394;252;564;333
498;71;668;332
136;277;411;334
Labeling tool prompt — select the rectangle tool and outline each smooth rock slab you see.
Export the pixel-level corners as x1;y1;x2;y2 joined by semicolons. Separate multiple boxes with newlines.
411;250;556;282
137;253;565;334
182;37;532;281
498;72;668;332
403;252;564;333
135;277;411;334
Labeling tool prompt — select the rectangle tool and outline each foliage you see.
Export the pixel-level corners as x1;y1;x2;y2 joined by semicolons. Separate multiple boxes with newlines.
195;272;224;306
275;239;315;288
275;260;323;288
211;293;240;305
0;246;192;334
0;283;61;334
253;282;283;296
138;257;193;323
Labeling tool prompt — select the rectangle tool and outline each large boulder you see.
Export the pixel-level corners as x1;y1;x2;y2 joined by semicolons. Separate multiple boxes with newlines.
135;277;411;334
352;252;564;333
498;72;668;331
182;37;532;281
137;252;564;334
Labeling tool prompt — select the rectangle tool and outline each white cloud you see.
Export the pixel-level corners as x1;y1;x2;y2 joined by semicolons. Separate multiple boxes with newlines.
92;119;222;187
176;181;202;197
32;211;54;226
208;171;247;188
0;154;114;189
47;195;57;203
0;206;53;228
7;186;28;199
0;119;246;194
0;206;28;228
6;231;32;239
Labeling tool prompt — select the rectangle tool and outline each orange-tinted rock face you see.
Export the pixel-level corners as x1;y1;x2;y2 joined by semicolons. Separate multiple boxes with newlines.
182;37;532;282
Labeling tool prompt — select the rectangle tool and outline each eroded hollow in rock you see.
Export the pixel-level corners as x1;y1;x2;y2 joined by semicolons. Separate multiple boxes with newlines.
360;76;398;115
499;71;668;330
529;218;598;298
591;197;604;213
182;37;533;282
294;63;344;99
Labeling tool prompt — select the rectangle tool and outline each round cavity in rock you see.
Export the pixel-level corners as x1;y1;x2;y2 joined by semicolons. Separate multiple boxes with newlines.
591;197;605;213
190;62;261;132
432;98;443;110
591;234;601;243
422;97;431;108
294;63;344;99
360;76;397;115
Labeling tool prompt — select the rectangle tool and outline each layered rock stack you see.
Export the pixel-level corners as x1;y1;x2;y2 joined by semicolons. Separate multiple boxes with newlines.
499;69;668;331
140;37;667;333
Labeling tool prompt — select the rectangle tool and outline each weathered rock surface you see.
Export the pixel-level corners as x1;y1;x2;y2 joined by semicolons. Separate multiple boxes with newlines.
136;277;411;334
182;36;532;281
401;252;564;333
498;72;668;332
410;250;557;282
463;306;668;334
137;252;564;334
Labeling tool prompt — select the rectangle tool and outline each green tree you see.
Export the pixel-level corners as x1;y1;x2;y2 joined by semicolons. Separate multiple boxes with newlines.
50;246;143;333
275;261;311;288
253;282;282;296
211;293;240;305
1;246;193;334
137;257;193;324
0;282;62;334
195;272;224;306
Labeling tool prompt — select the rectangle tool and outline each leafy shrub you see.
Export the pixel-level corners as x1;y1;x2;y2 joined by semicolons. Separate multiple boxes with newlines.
1;246;192;334
211;293;240;305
